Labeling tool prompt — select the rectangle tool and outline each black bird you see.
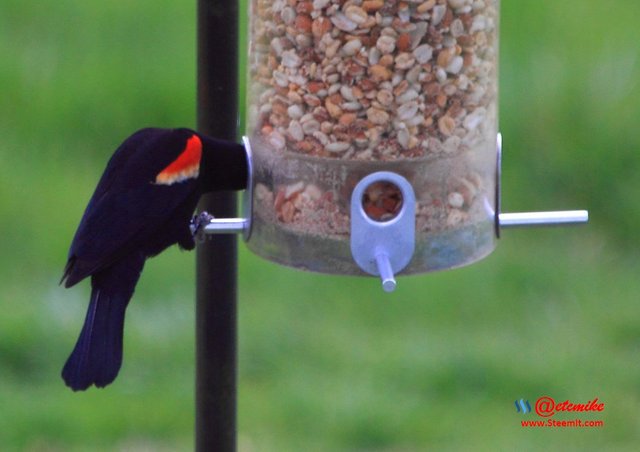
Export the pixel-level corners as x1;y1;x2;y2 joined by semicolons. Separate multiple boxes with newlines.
60;127;247;391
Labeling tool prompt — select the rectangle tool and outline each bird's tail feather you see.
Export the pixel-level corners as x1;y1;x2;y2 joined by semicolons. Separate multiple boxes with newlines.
62;254;144;391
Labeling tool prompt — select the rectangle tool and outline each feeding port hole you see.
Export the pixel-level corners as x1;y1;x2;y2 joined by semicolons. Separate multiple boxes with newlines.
362;181;404;223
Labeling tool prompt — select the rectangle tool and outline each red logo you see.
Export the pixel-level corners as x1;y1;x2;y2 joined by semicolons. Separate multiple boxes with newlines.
534;396;604;418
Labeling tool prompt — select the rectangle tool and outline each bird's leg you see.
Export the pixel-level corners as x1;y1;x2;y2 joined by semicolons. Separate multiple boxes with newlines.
190;211;215;241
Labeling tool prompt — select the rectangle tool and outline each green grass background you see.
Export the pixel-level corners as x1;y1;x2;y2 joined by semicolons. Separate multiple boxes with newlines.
1;0;639;450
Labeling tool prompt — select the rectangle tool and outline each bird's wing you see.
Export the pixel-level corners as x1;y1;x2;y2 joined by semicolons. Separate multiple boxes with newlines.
62;180;197;287
62;129;200;287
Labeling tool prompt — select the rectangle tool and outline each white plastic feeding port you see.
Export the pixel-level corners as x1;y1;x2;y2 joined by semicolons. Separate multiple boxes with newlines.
350;172;416;292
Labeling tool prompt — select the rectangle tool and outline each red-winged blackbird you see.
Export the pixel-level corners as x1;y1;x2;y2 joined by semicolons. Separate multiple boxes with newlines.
60;127;246;391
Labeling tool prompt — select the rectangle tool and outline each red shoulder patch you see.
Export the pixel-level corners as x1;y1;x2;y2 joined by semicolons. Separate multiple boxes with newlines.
155;134;202;185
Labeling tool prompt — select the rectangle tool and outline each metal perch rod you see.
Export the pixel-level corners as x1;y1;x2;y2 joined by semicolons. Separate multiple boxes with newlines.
499;210;589;228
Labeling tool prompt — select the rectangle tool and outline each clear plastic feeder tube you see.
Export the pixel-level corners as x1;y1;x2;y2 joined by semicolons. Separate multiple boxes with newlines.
246;0;500;275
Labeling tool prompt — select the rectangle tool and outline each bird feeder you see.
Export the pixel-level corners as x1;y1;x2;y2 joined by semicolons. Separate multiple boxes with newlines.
202;0;587;291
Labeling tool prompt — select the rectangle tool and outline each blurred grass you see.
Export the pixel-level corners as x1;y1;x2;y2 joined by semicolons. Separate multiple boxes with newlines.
1;0;639;450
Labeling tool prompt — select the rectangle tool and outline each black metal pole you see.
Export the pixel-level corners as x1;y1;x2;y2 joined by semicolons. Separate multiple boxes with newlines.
196;0;239;450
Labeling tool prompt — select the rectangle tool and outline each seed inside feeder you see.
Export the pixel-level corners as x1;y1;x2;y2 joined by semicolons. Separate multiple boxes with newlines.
362;181;403;222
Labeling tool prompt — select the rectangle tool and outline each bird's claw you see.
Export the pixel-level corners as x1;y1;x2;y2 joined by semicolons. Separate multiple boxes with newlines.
190;211;215;241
